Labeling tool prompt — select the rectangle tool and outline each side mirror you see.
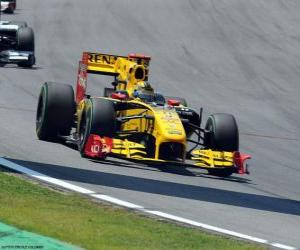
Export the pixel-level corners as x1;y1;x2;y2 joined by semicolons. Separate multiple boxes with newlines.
111;91;128;100
167;99;180;106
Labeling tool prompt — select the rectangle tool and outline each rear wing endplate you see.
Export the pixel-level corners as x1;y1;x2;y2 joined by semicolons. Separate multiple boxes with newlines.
75;52;126;103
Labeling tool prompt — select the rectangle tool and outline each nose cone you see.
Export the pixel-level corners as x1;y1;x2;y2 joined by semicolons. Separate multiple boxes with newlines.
155;109;186;141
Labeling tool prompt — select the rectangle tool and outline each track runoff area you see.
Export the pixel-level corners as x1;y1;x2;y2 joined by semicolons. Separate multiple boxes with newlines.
0;157;297;250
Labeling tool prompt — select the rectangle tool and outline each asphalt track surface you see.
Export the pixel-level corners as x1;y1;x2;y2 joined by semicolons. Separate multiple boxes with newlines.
0;0;300;248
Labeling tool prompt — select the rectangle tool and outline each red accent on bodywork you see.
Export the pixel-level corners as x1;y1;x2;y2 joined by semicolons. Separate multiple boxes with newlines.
84;134;113;159
128;53;151;60
82;52;89;63
167;99;181;106
111;92;127;100
75;53;89;104
233;152;251;174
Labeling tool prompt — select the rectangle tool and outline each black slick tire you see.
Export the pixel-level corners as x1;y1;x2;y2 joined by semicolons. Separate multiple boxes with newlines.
36;82;75;141
17;27;34;51
78;98;116;156
17;27;35;67
204;113;239;177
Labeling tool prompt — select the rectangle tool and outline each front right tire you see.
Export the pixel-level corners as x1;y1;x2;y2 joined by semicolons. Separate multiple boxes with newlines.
78;98;116;156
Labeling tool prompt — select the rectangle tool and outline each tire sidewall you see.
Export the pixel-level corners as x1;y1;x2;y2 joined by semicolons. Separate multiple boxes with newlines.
36;82;75;141
78;98;116;156
36;84;48;139
17;27;34;52
205;113;239;151
204;113;239;177
78;101;92;155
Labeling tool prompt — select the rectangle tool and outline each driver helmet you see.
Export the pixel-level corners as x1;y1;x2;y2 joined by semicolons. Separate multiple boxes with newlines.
133;81;155;103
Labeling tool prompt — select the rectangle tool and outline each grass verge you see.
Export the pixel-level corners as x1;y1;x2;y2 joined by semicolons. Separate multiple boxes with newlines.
0;170;266;250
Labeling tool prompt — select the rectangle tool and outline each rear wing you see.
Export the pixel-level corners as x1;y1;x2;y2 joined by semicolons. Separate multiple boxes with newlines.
75;52;151;104
86;52;127;76
76;52;127;103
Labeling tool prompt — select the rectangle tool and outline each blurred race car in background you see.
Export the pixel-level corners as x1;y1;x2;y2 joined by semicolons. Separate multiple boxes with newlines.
36;52;251;177
0;20;35;67
0;0;16;14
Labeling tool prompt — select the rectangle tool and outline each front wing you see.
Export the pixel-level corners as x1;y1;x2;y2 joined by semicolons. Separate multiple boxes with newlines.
83;134;251;175
0;50;35;65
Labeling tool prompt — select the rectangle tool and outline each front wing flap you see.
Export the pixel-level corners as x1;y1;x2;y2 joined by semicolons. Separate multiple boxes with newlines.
191;149;251;174
111;138;147;159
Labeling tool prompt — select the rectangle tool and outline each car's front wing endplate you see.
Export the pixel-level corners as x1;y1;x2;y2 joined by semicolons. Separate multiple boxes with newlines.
191;149;251;174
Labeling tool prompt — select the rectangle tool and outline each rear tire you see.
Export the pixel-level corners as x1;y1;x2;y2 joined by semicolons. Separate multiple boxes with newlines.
204;113;239;177
36;82;75;141
17;27;34;51
78;98;116;155
17;27;35;67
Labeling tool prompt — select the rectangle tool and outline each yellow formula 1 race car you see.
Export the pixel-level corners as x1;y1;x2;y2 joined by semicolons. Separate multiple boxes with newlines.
36;52;251;177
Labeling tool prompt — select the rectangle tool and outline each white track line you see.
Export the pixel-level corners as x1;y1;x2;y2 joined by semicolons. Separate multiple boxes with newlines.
0;158;95;194
0;157;297;250
90;194;143;209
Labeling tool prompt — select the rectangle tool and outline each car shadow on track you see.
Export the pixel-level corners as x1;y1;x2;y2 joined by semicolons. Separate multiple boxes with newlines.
91;158;199;177
2;157;300;216
93;158;251;183
197;173;252;183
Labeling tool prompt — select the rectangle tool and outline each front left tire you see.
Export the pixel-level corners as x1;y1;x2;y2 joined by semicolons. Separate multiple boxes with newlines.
36;82;75;141
204;113;239;177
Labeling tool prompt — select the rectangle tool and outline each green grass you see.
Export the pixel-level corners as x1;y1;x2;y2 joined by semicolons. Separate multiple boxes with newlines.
0;171;266;250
